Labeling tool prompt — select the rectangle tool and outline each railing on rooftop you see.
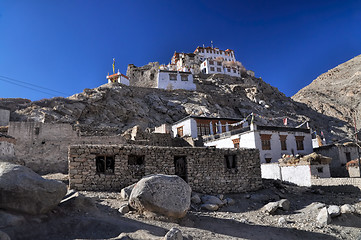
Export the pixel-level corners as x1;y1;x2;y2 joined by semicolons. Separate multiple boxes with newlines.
202;126;251;142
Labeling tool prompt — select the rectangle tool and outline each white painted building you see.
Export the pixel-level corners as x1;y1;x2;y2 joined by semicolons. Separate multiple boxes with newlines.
193;46;242;77
171;115;241;138
200;58;241;77
261;163;330;187
194;46;236;62
203;123;313;164
107;71;130;86
315;142;360;177
157;70;196;90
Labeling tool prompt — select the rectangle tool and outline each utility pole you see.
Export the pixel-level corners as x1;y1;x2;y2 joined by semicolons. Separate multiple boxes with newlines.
352;108;361;177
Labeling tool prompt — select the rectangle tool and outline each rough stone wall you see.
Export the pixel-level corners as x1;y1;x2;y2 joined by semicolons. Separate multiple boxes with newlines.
0;108;10;126
126;62;159;88
311;177;361;192
7;122;126;174
68;145;262;194
0;141;15;160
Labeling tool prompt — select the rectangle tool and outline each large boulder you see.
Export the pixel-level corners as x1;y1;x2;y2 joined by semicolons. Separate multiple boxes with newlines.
0;162;67;215
129;174;191;218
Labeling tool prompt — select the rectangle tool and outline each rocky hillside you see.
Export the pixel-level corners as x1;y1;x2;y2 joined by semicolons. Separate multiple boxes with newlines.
0;73;353;141
293;54;361;130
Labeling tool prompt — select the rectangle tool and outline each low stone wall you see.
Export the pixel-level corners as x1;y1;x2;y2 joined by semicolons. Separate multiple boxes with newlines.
311;178;361;191
68;145;262;194
8;122;126;174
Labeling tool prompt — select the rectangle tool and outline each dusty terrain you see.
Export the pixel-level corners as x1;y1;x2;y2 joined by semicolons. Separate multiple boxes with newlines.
3;174;361;240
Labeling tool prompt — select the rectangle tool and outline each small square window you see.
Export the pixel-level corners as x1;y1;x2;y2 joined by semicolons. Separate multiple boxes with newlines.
169;74;177;81
128;155;145;165
96;155;115;174
217;67;221;72
217;62;222;66
181;75;188;81
210;67;215;71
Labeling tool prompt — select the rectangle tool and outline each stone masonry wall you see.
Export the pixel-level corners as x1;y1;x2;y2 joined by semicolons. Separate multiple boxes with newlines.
311;178;361;192
68;145;262;194
126;63;159;88
8;122;126;174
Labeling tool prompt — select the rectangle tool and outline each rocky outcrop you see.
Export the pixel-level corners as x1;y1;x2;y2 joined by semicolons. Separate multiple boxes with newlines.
129;174;191;218
0;162;67;215
293;54;361;132
1;71;354;142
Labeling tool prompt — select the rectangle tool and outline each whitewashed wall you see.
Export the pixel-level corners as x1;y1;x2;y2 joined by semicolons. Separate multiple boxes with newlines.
157;71;196;90
196;49;236;62
171;118;198;138
255;130;313;164
261;163;282;180
310;164;331;178
281;165;312;187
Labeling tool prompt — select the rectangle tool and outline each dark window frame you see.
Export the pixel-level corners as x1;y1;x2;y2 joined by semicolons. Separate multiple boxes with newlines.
96;155;115;174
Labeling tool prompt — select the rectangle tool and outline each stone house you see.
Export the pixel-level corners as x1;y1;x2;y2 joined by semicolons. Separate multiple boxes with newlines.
314;142;359;177
68;144;262;194
203;123;313;164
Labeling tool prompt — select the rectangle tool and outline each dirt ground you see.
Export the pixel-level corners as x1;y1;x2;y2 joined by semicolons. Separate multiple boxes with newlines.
3;174;361;240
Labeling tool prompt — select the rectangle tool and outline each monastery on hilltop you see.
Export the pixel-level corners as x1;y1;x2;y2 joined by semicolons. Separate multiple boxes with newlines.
108;45;251;90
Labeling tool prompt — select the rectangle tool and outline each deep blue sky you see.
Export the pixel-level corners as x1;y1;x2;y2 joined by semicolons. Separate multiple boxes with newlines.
1;0;361;100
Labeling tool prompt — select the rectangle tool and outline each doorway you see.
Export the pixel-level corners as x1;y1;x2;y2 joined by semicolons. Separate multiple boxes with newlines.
174;156;187;182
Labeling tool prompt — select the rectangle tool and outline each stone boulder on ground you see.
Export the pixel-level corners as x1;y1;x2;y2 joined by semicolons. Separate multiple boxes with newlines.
0;162;67;215
262;202;279;214
120;183;135;200
341;204;356;214
327;205;341;217
317;207;331;226
129;174;191;218
201;195;224;206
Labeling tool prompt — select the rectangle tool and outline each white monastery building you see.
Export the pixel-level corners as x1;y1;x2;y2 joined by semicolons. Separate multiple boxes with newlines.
203;123;313;164
157;70;196;90
171;115;241;138
123;44;248;91
194;46;242;77
107;71;129;86
171;115;313;164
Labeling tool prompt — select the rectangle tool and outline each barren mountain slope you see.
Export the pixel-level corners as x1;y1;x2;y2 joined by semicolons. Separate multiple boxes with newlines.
1;74;353;141
293;54;361;128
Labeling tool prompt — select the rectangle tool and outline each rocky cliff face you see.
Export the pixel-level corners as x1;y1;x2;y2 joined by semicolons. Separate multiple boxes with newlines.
292;54;361;130
0;73;353;141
